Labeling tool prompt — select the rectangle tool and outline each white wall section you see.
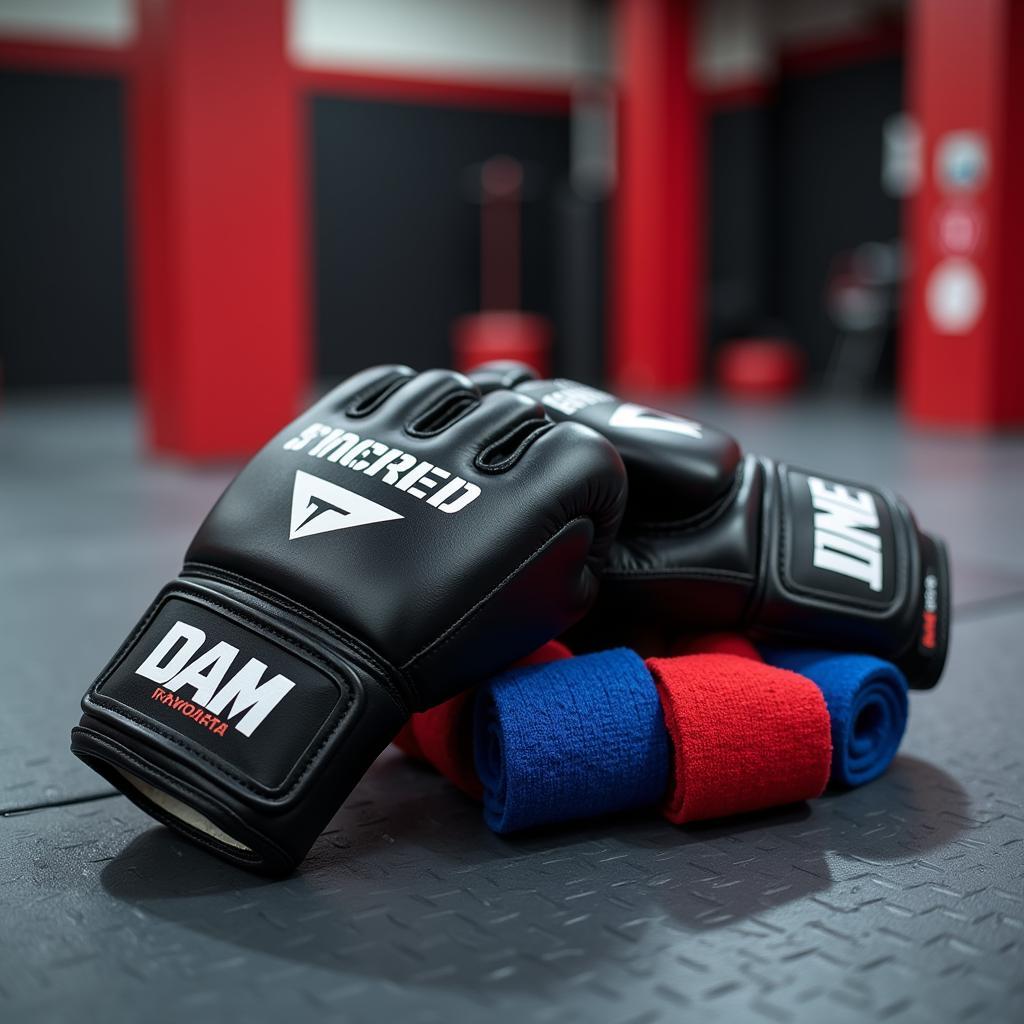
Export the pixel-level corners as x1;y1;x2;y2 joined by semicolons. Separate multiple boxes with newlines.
290;0;608;83
0;0;133;46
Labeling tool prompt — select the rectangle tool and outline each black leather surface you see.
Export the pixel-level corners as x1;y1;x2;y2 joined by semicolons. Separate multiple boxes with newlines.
516;378;741;515
470;366;740;514
471;364;950;688
186;367;625;694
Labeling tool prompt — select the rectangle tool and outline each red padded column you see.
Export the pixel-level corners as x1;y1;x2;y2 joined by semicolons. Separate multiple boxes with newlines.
902;0;1024;427
133;0;307;458
612;0;701;394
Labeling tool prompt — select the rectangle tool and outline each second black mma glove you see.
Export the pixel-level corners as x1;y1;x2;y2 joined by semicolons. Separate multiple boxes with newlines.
470;362;950;688
71;366;626;873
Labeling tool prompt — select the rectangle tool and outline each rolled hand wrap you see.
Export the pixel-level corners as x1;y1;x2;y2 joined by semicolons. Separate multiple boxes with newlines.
474;649;669;833
761;649;909;787
394;640;571;799
394;639;906;832
646;652;832;823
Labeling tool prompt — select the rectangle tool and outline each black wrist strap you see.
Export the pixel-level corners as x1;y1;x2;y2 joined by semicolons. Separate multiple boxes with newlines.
72;580;406;874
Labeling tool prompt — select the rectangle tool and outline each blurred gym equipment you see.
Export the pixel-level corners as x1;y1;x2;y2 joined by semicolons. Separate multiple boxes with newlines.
453;156;552;377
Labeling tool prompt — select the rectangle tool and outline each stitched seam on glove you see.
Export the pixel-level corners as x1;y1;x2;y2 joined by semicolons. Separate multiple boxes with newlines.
601;567;755;583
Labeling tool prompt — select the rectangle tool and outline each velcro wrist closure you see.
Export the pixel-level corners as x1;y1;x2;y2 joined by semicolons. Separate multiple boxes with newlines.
72;580;406;874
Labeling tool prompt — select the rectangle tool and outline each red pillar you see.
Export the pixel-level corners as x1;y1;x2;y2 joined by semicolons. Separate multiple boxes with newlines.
132;0;308;458
613;0;701;394
903;0;1024;428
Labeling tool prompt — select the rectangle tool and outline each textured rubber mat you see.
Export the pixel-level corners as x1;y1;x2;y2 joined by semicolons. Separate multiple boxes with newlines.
1;396;1022;1023
3;606;1022;1022
0;399;234;810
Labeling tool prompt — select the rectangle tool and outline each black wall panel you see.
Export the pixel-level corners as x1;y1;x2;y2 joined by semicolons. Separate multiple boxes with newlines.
0;71;130;390
310;96;572;377
0;65;899;392
773;57;904;378
705;57;904;384
706;104;775;354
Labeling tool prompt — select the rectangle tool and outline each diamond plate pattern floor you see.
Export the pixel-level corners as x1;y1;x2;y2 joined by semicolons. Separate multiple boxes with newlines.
1;393;1022;1023
0;398;234;810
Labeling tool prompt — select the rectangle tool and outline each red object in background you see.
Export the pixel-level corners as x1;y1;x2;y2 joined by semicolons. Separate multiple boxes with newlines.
479;156;523;313
613;0;701;395
716;338;804;399
133;0;307;459
454;155;552;377
903;0;1024;428
452;311;551;378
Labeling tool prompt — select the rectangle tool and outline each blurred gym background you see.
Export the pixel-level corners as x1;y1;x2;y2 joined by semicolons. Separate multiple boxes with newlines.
3;10;1024;1019
0;0;1020;460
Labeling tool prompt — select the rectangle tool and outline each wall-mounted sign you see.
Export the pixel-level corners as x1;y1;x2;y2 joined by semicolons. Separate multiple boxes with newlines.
925;257;985;334
882;113;922;198
933;201;984;256
934;131;989;193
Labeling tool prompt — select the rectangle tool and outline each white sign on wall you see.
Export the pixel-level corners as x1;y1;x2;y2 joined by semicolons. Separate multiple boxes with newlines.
926;258;985;335
935;131;989;194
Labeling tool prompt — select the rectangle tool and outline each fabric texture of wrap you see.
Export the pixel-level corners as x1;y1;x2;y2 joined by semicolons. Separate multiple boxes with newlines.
394;633;900;834
761;649;909;787
646;652;832;823
473;648;670;834
394;640;571;798
672;633;763;659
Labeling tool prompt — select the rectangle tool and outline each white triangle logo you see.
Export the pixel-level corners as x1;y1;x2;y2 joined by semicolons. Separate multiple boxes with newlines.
607;402;703;439
289;470;403;540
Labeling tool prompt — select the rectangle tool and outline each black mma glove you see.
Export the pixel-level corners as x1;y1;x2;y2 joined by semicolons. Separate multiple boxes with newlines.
71;366;626;873
470;362;950;689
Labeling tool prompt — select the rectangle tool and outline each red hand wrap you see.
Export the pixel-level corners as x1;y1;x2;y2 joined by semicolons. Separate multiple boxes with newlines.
646;651;831;824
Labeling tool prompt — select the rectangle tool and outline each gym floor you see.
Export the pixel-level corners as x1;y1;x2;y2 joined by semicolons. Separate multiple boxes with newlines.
2;393;1022;1024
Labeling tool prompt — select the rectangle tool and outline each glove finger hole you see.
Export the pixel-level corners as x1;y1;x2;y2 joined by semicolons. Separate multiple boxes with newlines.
313;365;413;417
406;390;480;438
343;369;415;418
475;419;554;474
366;368;476;427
